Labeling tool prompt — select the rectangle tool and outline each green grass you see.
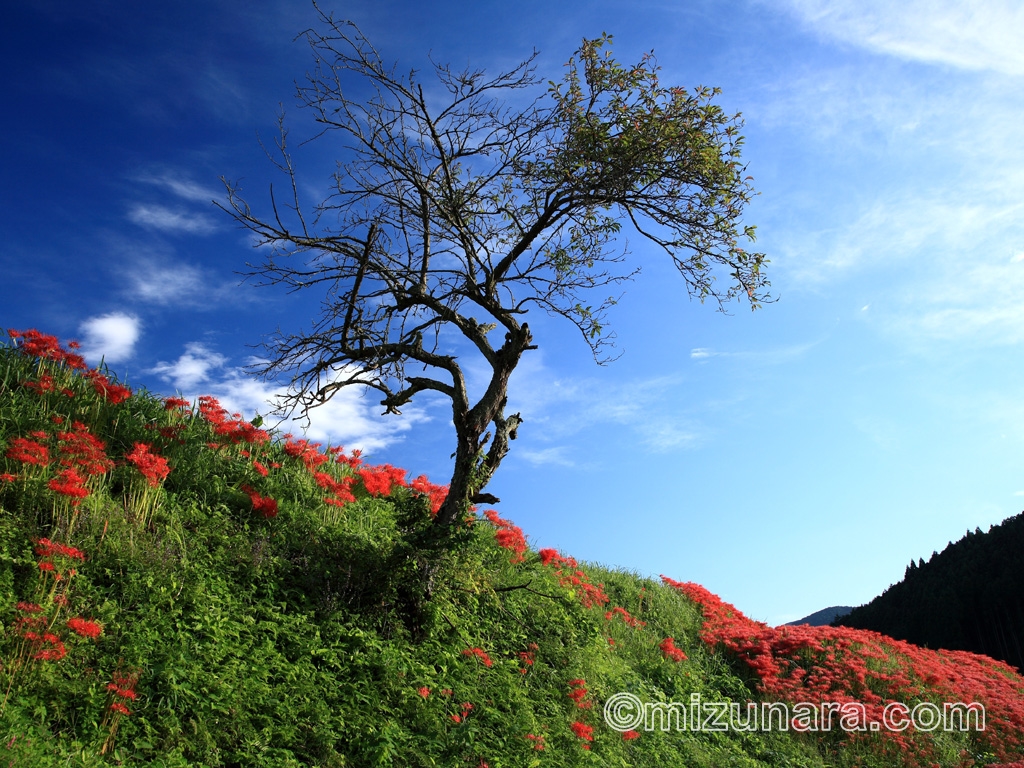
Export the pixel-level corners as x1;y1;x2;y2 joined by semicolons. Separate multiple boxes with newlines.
0;332;1019;767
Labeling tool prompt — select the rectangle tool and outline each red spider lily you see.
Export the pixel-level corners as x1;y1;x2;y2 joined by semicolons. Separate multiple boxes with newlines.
240;485;279;518
605;605;645;628
163;396;190;410
417;686;430;698
21;374;54;394
31;632;67;661
48;468;90;503
622;730;641;741
35;538;86;561
451;702;474;724
517;645;537;674
357;464;407;497
67;617;103;639
411;475;447;515
56;422;114;476
461;647;493;667
315;472;357;507
83;370;132;404
4;437;50;467
7;329;87;369
483;510;527;563
197;396;270;445
0;472;16;482
661;575;1024;762
525;733;545;751
125;442;170;487
15;602;43;613
252;460;269;477
106;669;140;702
109;702;131;716
283;436;329;470
658;636;687;662
570;721;594;742
537;549;609;608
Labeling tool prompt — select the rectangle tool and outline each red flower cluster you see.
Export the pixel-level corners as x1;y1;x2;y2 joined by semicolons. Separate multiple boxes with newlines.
525;733;545;751
517;643;538;675
567;678;592;708
4;436;50;467
67;616;103;639
283;436;329;470
410;475;447;516
125;442;170;487
163;396;191;410
662;576;1024;760
658;636;687;662
570;720;594;748
84;370;132;404
461;647;493;667
417;686;430;698
241;485;279;518
22;373;54;394
538;548;609;608
106;669;140;717
56;421;114;476
483;510;527;563
605;605;645;628
47;468;90;504
357;464;407;497
35;538;86;562
26;631;67;661
198;396;270;445
451;701;474;723
8;329;87;370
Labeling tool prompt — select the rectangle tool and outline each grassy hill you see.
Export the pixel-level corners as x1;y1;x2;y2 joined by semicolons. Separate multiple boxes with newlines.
2;328;1024;767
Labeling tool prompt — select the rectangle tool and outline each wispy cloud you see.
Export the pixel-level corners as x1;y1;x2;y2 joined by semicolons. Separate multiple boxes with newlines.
127;203;217;234
135;172;218;203
122;255;250;310
780;0;1024;76
150;341;428;454
516;446;577;468
689;341;821;364
78;312;141;364
504;355;706;456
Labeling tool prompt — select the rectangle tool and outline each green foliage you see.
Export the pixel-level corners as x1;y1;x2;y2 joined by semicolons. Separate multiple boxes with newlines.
0;335;1017;766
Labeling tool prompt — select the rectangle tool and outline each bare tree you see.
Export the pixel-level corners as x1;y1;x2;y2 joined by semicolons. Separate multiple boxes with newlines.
220;10;769;529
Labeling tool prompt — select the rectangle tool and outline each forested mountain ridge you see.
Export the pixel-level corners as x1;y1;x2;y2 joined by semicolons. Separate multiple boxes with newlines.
837;513;1024;673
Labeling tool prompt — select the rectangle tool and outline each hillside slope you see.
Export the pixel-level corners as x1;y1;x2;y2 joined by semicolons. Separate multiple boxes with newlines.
2;329;1023;768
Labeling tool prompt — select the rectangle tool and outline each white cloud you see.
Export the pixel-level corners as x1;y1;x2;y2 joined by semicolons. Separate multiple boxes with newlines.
127;259;207;304
127;203;216;234
123;256;248;309
78;312;141;364
150;342;427;454
516;446;577;467
780;0;1024;76
151;342;227;391
135;173;217;203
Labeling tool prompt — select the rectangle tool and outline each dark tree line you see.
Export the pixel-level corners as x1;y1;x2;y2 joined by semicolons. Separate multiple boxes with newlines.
837;512;1024;673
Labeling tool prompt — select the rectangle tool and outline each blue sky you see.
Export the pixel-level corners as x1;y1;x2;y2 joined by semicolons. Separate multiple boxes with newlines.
4;0;1024;625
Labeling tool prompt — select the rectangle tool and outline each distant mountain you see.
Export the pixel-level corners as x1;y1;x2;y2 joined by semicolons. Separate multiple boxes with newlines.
785;606;853;626
837;512;1024;673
